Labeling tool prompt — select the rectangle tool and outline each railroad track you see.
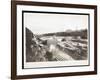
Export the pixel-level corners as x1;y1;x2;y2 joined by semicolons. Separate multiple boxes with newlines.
55;54;68;61
52;47;74;61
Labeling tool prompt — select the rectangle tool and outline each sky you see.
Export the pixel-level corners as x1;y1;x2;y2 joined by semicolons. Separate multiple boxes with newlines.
24;12;88;34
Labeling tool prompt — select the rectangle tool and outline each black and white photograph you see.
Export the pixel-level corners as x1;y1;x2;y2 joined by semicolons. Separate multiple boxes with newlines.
23;11;89;68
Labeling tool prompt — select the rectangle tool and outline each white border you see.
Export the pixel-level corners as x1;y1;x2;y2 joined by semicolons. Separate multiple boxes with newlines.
17;5;94;75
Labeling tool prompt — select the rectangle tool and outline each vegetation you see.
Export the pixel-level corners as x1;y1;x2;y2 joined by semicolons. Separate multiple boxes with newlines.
42;29;87;39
